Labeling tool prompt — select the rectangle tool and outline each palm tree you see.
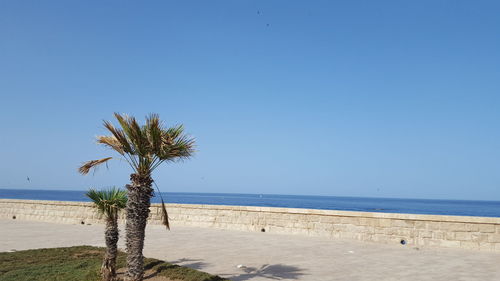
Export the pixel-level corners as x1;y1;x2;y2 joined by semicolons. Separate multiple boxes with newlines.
79;113;195;281
86;187;127;281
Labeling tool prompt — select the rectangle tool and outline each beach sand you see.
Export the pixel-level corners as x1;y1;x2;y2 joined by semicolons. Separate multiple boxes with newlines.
1;219;499;281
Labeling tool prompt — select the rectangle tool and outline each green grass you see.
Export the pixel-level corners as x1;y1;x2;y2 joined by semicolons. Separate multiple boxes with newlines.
0;246;229;281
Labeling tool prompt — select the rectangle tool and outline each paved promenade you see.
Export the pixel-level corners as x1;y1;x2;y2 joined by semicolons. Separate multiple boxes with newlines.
1;219;499;281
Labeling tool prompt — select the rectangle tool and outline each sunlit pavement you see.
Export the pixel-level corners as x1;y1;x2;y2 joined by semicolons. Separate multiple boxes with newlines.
1;219;500;281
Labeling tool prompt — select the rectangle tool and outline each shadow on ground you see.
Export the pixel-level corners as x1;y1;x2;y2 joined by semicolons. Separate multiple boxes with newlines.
170;258;211;270
226;264;306;281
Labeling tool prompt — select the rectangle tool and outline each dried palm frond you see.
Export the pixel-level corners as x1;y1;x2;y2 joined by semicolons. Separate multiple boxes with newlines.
78;157;113;175
97;136;124;155
160;198;170;230
153;182;170;230
103;121;133;154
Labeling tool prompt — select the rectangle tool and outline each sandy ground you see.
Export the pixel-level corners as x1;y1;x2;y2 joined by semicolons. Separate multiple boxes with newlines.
1;219;500;281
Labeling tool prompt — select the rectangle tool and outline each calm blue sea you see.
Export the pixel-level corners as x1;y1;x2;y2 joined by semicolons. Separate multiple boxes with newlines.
1;189;499;217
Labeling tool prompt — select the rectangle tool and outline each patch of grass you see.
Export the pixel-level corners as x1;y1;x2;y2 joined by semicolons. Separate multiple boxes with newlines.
0;246;229;281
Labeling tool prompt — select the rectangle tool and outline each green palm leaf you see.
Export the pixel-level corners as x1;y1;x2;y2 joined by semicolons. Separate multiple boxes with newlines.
86;187;127;220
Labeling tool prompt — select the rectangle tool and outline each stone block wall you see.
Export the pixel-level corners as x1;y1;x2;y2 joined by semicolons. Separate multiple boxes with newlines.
1;199;500;251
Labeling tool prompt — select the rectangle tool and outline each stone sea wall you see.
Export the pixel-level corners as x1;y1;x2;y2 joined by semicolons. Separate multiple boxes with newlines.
1;199;500;251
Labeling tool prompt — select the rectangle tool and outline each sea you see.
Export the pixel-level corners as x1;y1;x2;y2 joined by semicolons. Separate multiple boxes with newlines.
1;188;499;218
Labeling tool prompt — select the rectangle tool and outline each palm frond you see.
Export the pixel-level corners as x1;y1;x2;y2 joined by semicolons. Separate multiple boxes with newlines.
103;120;133;154
114;113;147;156
97;136;124;155
78;157;113;175
81;113;195;177
86;187;127;219
152;182;170;230
146;113;163;155
130;116;148;156
163;124;184;145
113;113;133;139
160;198;170;230
159;135;195;161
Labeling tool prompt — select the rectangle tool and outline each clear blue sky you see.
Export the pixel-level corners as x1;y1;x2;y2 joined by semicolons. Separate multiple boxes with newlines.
0;1;499;200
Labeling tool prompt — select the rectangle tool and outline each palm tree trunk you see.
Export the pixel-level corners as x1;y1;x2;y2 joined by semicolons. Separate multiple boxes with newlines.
102;217;119;281
125;173;153;281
